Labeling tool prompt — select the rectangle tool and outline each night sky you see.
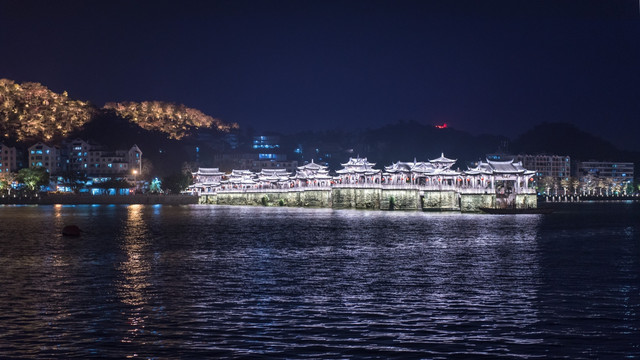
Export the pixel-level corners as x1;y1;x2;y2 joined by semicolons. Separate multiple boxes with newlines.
1;0;639;150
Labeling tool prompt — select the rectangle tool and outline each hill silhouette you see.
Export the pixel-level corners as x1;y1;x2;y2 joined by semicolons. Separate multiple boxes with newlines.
356;120;506;168
511;122;638;163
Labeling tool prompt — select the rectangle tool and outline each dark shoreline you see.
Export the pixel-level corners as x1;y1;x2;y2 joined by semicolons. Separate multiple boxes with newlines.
0;194;198;205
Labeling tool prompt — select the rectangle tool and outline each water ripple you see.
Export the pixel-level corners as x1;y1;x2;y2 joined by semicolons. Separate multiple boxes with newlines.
0;204;639;358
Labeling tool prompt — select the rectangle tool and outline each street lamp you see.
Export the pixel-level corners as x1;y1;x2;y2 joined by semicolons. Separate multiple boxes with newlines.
132;169;138;193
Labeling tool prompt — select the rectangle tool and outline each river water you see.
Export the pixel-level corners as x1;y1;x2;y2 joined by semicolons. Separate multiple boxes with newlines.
0;203;638;359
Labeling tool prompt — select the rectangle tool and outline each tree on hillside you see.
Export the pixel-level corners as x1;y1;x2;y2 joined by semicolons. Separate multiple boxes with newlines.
0;79;94;142
103;101;238;140
16;167;50;192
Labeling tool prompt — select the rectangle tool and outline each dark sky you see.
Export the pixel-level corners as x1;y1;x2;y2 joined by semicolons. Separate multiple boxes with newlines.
1;0;639;150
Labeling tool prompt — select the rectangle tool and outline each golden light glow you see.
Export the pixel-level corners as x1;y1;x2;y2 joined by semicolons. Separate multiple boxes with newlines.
1;78;239;142
0;79;93;142
104;101;238;140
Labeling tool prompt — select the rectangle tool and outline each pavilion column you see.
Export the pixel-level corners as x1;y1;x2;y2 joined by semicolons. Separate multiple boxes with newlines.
517;175;522;194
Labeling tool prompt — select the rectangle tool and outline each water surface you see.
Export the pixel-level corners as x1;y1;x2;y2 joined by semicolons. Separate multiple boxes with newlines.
0;203;638;358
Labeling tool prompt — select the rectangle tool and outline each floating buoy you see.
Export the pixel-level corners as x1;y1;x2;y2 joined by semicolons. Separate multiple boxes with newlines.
62;225;82;237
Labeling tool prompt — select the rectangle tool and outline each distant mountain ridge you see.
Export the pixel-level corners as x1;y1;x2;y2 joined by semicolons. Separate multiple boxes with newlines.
283;121;639;175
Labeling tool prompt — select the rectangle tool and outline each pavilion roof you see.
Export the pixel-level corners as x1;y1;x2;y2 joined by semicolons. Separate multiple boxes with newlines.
230;169;254;176
294;170;332;180
432;168;462;176
465;159;536;175
259;168;290;176
190;180;222;187
193;167;225;176
430;153;457;164
385;161;440;174
384;161;413;172
336;168;381;175
340;157;376;168
297;159;328;171
224;177;257;185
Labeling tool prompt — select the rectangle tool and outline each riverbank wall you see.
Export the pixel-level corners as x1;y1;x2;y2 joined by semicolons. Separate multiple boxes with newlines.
199;188;537;212
541;194;640;203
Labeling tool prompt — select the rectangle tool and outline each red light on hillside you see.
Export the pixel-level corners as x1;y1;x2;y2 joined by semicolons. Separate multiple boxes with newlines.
435;123;447;129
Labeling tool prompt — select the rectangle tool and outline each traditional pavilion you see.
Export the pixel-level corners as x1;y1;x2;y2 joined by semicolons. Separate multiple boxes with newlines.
292;160;333;188
256;168;291;189
335;157;381;185
188;167;225;194
384;159;434;185
221;169;257;191
185;153;537;196
425;153;461;188
383;153;460;187
464;159;536;194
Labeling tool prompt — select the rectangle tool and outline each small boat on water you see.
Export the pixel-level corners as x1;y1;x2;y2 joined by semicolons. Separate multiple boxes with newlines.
479;207;554;214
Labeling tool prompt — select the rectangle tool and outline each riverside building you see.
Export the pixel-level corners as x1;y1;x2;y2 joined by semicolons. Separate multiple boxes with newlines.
576;161;634;193
0;143;18;173
512;154;570;180
28;142;61;174
64;139;142;176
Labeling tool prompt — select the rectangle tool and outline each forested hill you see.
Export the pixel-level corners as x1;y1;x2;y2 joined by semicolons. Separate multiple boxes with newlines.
0;78;237;145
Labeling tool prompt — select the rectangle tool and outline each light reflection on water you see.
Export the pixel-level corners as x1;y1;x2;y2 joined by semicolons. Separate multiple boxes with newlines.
0;204;639;358
117;204;152;348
